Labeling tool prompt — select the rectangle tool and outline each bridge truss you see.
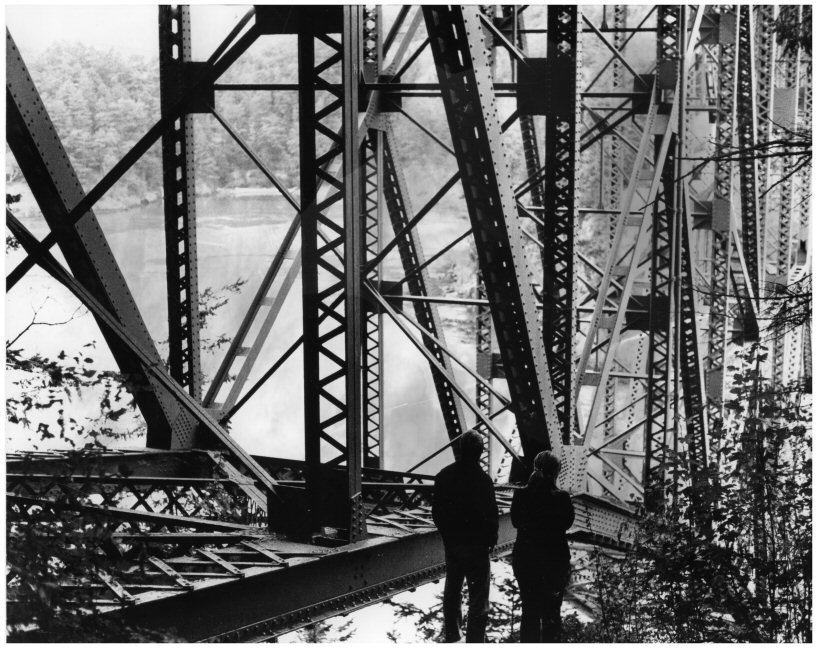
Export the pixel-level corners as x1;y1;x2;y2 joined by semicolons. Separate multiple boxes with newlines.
5;4;811;640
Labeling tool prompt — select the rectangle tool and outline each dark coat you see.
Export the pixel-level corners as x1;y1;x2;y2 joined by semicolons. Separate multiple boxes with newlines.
432;461;499;548
510;475;575;565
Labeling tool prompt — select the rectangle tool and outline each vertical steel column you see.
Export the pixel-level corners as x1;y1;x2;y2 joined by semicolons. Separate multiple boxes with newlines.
643;6;681;511
159;6;202;401
753;5;777;279
299;7;365;541
423;5;561;459
542;6;581;444
678;190;710;522
735;5;761;297
6;32;197;450
361;6;384;469
705;6;737;435
642;139;677;510
475;278;493;474
785;44;811;385
771;7;801;387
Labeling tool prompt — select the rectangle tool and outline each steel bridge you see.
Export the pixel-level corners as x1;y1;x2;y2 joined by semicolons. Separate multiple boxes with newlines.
5;4;811;641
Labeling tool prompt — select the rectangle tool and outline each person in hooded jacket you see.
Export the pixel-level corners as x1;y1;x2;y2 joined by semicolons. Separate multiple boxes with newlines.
432;430;498;643
511;450;575;642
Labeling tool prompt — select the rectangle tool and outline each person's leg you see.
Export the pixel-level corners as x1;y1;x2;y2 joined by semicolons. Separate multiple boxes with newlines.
540;562;570;642
539;589;562;642
443;549;466;642
513;556;543;643
463;548;490;643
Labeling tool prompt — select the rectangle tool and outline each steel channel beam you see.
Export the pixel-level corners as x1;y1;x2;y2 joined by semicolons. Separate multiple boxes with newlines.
5;31;198;450
159;6;202;401
381;127;467;452
541;6;581;444
423;5;562;460
298;7;365;541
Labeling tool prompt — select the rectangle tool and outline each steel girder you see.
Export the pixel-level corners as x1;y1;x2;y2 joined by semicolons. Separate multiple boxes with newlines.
474;4;503;475
159;6;202;401
604;5;628;443
770;11;801;387
542;6;581;444
7;448;634;641
735;5;761;298
6;31;199;450
298;6;365;541
423;5;561;460
642;4;682;512
643;135;677;510
678;188;710;519
753;5;777;278
779;33;811;386
380;127;467;449
705;6;737;433
577;7;709;509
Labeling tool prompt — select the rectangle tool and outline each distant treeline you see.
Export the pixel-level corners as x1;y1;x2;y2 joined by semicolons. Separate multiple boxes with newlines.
7;41;465;210
7;17;656;215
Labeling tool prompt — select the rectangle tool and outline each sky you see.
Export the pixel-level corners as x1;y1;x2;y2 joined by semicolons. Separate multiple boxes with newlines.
6;5;254;61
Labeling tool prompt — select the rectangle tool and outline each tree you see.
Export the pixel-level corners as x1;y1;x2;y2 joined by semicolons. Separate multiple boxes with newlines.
774;5;812;58
386;564;522;643
295;617;355;642
562;344;812;643
6;197;249;639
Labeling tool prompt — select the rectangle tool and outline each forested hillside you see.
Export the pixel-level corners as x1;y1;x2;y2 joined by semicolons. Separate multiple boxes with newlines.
7;39;471;211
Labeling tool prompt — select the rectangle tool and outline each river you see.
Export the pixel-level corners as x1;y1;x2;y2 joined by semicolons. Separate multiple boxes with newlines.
6;192;512;474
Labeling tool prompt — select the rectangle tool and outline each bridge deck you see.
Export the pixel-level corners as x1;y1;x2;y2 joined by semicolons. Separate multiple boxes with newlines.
7;449;633;641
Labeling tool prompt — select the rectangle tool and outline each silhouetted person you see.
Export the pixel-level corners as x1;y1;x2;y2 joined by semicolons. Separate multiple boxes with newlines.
432;430;498;643
511;450;574;642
